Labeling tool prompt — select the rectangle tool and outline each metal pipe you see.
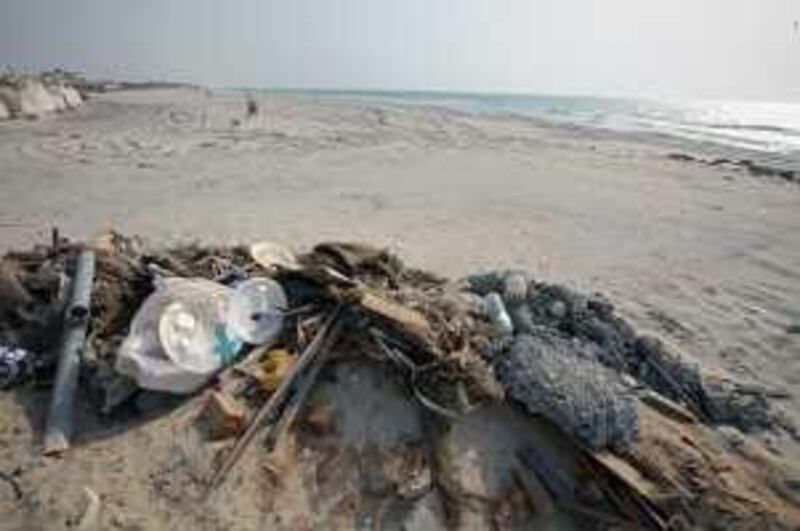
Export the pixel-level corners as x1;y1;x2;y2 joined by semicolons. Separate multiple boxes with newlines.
43;250;95;455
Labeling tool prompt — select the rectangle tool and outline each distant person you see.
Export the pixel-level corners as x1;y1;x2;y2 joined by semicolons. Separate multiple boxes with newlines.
246;94;258;118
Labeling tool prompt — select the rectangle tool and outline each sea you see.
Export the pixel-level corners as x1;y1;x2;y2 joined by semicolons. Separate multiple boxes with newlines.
272;89;800;156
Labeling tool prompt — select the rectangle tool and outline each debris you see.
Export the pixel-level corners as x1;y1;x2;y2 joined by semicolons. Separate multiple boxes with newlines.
666;152;697;162
307;241;402;281
393;489;448;531
0;470;22;501
591;451;659;501
199;390;246;440
208;304;343;491
638;390;697;425
115;277;242;393
44;249;95;455
482;292;513;336
717;426;746;452
2;233;799;529
370;328;464;419
255;349;296;393
467;270;531;303
76;487;101;531
475;275;792;437
516;446;578;504
0;261;34;312
512;458;555;517
665;152;797;184
0;345;36;388
303;401;336;433
701;373;777;433
87;363;139;414
261;316;343;451
249;241;299;272
490;332;639;451
226;277;287;345
356;290;431;343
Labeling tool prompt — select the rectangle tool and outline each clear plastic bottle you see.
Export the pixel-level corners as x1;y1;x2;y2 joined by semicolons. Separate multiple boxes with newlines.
483;292;514;336
226;277;287;346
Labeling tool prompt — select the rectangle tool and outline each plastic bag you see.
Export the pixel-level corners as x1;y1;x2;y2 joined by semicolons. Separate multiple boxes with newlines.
0;345;36;389
116;278;241;394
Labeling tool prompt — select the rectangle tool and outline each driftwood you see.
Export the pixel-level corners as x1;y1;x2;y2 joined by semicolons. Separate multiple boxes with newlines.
512;458;555;516
44;250;95;455
370;327;462;419
357;290;431;343
639;390;698;424
0;469;22;500
262;317;344;451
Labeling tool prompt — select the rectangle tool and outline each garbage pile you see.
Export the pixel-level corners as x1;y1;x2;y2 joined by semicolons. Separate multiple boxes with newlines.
470;271;798;449
1;231;799;529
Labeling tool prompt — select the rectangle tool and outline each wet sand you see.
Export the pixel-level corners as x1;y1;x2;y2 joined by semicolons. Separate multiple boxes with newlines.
0;87;798;526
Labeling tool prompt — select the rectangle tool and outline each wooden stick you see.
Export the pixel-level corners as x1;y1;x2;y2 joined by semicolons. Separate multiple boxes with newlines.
207;304;343;492
559;501;642;529
513;459;555;516
0;470;22;500
262;316;344;451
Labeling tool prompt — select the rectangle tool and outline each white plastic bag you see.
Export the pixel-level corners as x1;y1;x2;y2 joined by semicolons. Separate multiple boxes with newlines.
116;278;240;394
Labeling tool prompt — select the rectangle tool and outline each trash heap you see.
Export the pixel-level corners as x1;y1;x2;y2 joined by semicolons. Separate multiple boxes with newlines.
1;231;799;530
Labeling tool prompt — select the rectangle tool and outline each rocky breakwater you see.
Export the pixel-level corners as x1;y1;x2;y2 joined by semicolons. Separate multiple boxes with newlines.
0;73;84;121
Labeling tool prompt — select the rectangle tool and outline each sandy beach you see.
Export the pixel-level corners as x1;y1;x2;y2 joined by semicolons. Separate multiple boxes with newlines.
2;87;798;389
1;87;799;527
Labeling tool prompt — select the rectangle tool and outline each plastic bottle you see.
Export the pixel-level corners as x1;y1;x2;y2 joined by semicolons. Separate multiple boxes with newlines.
226;277;287;346
483;293;514;336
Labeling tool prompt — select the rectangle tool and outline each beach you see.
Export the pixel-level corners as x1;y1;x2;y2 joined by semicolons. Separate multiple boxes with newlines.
2;87;798;381
0;87;799;526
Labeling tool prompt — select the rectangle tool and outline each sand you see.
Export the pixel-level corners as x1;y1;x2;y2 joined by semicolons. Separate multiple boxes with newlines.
0;87;798;527
1;87;798;394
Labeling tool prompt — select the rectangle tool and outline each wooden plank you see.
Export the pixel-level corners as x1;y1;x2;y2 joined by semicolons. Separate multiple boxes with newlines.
357;290;431;341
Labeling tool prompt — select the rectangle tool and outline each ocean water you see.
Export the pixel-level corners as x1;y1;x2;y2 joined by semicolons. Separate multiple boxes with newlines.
283;89;800;155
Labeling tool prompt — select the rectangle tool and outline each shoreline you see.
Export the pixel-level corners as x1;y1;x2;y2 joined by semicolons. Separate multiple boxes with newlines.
231;87;800;170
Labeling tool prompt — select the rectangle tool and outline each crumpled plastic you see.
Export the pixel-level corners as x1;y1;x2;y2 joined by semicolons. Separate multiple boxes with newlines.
0;345;35;388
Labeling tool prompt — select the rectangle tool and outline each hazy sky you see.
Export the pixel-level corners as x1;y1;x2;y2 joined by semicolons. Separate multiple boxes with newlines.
2;0;799;101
